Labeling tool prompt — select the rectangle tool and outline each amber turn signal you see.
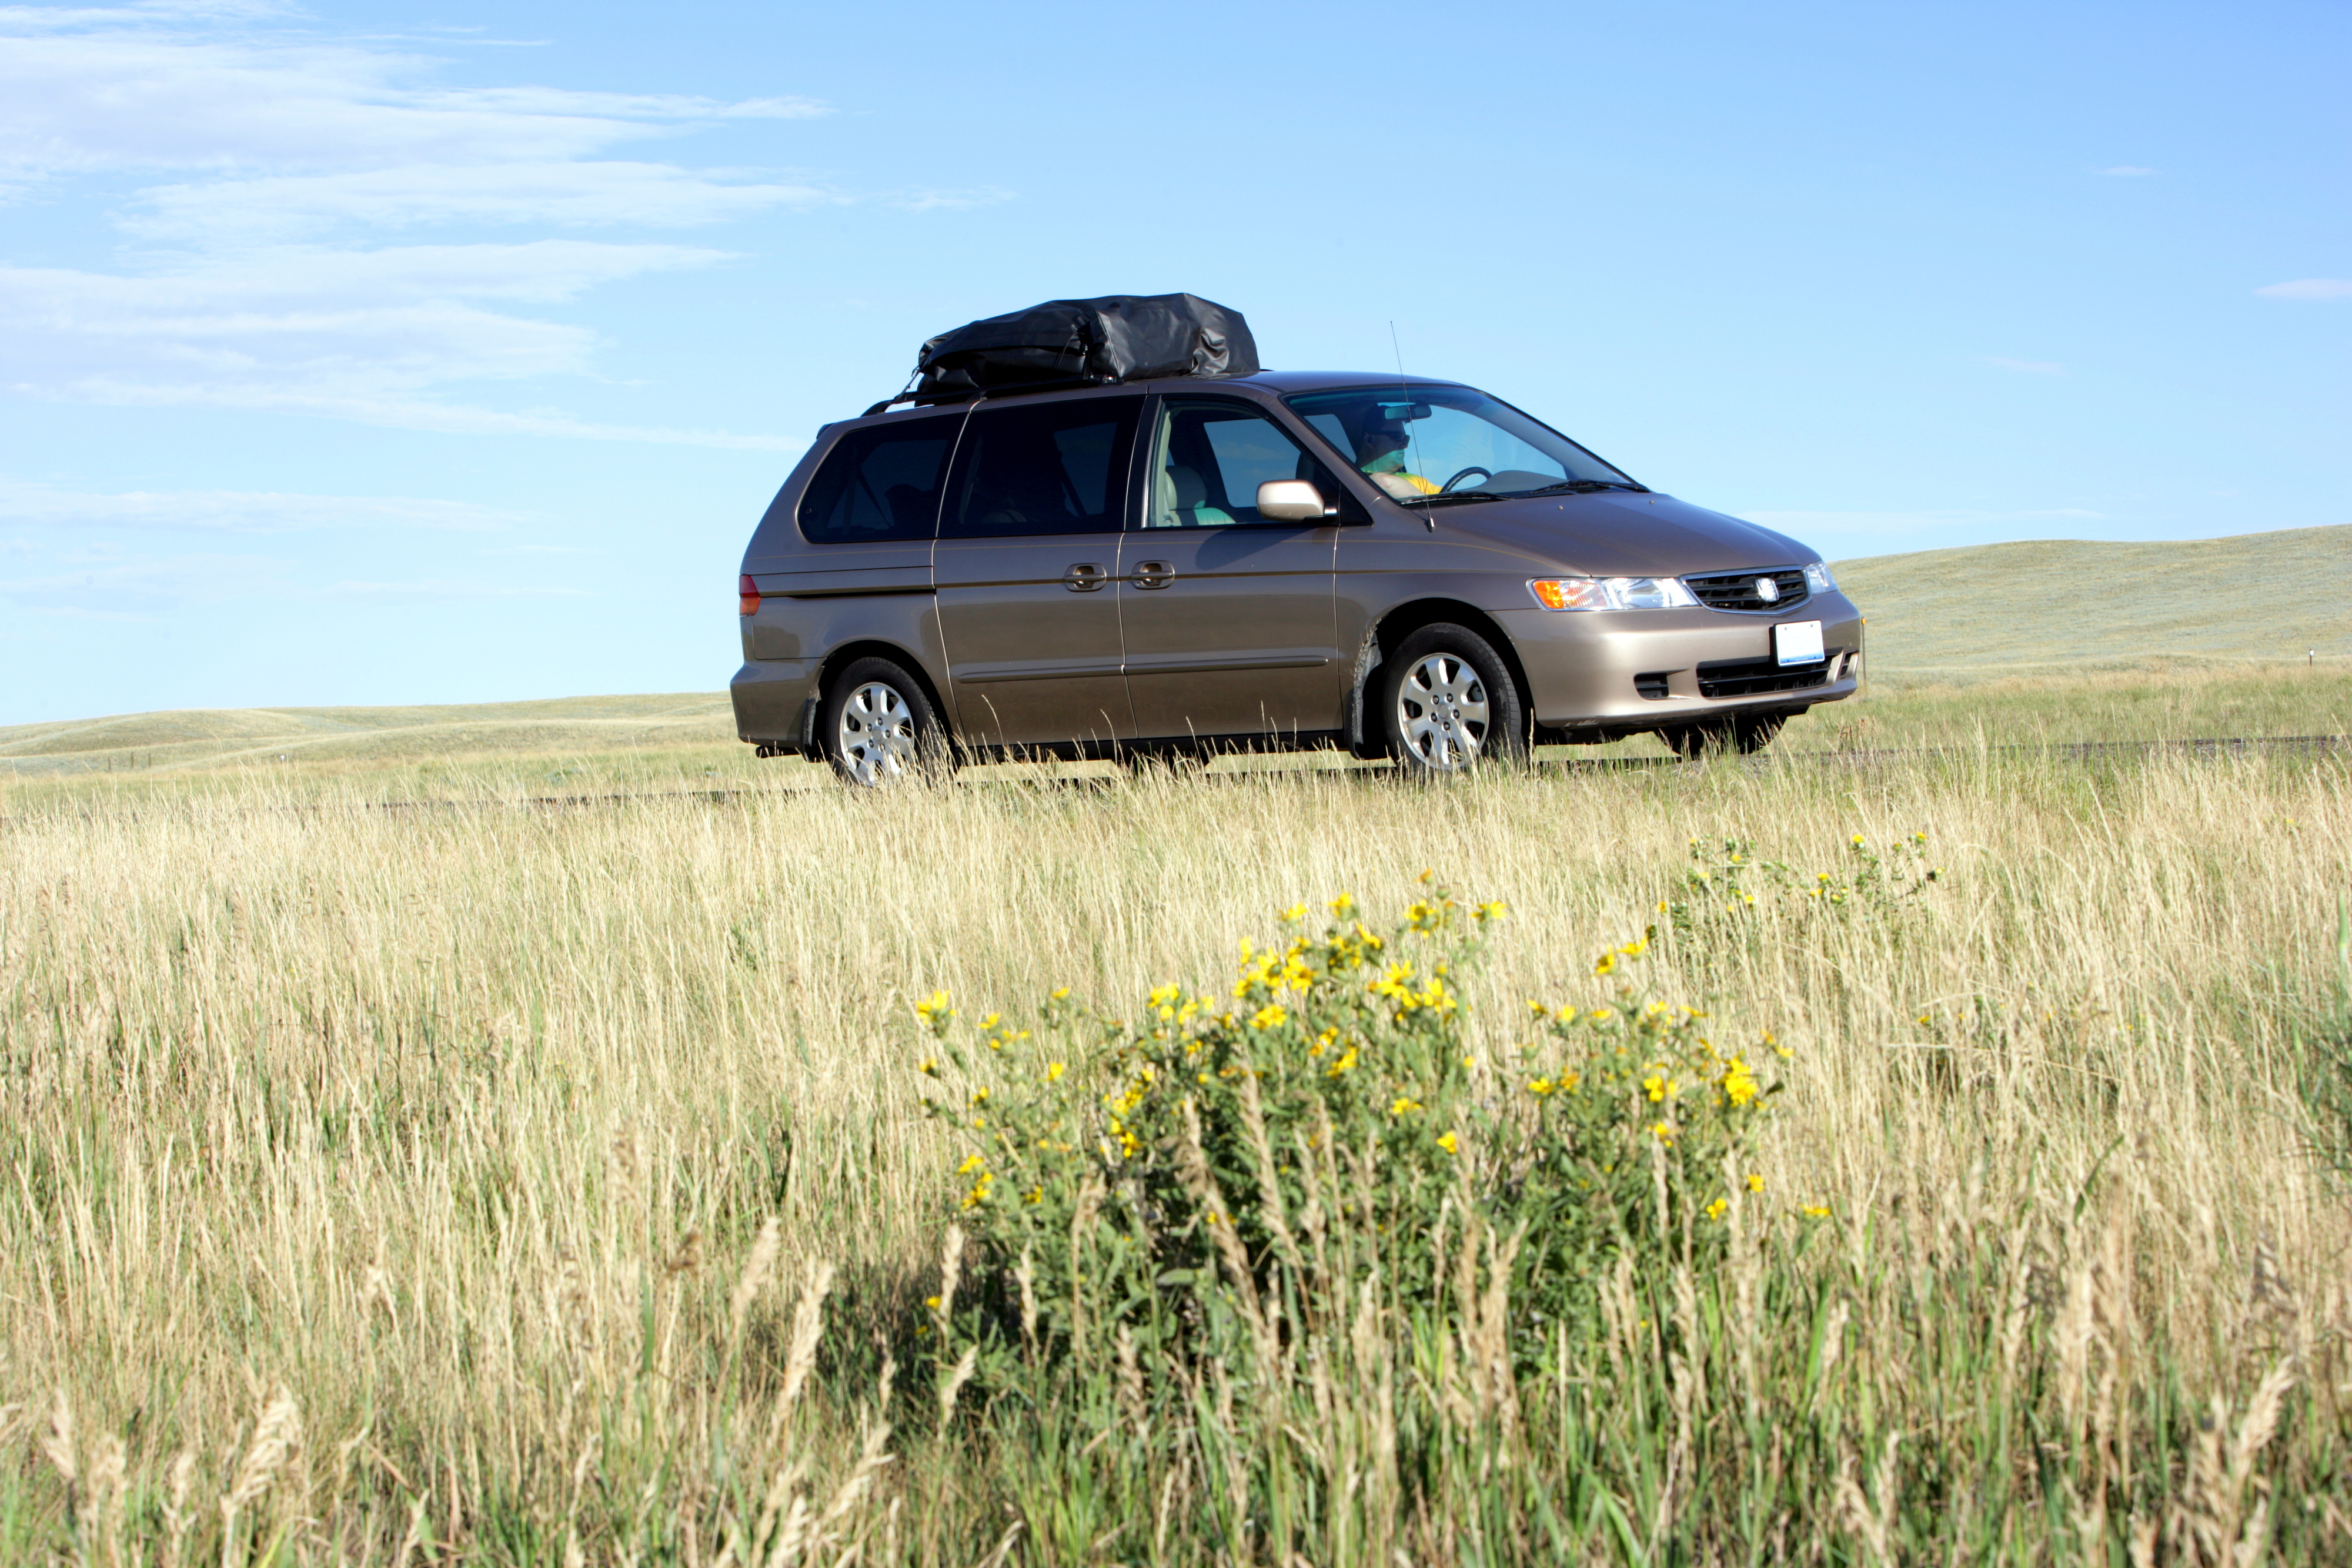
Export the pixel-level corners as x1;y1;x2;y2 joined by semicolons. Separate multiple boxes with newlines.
739;573;760;616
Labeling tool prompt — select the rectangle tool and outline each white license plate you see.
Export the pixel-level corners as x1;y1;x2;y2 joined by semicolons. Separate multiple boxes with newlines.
1774;620;1825;667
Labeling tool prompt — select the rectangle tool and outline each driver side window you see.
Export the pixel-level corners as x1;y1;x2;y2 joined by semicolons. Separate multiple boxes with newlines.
1148;400;1351;527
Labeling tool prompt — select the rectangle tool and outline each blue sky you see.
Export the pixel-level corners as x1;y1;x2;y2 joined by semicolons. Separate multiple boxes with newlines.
1;0;2344;724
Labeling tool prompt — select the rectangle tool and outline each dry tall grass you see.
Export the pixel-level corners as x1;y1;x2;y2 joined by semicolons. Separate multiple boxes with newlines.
2;739;2348;1562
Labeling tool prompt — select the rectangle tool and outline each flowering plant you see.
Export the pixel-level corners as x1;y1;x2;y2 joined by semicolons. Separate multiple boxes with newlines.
912;881;1781;1370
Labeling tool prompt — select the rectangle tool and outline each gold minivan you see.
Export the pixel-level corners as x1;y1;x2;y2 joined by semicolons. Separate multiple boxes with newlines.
731;370;1860;784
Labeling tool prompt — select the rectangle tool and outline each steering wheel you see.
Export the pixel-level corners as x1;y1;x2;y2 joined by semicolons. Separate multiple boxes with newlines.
1440;466;1493;494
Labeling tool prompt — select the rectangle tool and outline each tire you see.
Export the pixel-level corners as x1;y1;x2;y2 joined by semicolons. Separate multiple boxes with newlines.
1375;623;1528;775
1661;711;1783;759
817;657;946;786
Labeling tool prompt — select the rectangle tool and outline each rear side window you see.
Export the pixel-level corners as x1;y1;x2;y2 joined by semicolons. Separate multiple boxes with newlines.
941;397;1140;539
798;416;960;543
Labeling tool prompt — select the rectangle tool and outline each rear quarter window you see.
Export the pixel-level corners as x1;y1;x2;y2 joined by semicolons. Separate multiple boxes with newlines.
798;417;960;543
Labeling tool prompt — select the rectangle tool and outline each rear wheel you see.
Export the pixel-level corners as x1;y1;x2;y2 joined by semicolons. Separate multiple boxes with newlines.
818;657;945;786
1376;624;1527;775
1660;711;1783;758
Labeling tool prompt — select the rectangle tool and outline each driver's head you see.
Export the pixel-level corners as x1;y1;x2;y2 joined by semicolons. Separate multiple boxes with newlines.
1355;409;1412;470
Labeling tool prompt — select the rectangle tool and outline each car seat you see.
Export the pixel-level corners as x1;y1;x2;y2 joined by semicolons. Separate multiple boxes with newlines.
1157;463;1234;528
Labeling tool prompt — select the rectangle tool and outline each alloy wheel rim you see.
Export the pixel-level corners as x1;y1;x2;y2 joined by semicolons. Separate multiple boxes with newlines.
838;681;917;784
1396;653;1489;770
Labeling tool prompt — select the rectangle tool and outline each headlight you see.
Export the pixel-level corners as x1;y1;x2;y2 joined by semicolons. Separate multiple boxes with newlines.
1528;576;1699;611
1803;560;1837;593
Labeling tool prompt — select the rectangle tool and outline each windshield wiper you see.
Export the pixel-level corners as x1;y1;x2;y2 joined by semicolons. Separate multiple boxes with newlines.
1519;478;1646;496
1396;490;1505;507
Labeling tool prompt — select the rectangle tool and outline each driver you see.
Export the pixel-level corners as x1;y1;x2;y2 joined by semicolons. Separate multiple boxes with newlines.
1355;407;1439;500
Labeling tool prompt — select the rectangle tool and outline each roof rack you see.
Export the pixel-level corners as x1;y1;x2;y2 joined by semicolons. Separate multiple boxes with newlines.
860;377;1101;419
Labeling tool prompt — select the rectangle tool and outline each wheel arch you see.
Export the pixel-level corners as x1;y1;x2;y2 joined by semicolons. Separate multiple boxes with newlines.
1352;597;1538;754
807;639;953;758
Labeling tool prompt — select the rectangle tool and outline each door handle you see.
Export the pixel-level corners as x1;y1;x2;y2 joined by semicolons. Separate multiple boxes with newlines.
1062;562;1107;592
1132;560;1175;590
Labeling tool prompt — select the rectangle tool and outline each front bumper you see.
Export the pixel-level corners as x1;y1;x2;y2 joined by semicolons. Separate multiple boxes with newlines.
1494;591;1865;733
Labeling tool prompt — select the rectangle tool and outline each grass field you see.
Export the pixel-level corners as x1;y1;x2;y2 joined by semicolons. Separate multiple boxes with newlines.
4;532;2351;1564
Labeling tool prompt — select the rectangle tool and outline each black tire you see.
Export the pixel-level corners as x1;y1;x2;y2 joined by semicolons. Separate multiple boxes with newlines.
1661;711;1782;759
817;656;947;785
1374;623;1528;775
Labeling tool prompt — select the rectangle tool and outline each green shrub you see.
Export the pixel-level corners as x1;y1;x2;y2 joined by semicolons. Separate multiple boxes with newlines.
910;884;1780;1375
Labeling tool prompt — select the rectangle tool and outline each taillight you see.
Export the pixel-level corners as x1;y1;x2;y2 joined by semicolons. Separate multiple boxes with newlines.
739;573;760;616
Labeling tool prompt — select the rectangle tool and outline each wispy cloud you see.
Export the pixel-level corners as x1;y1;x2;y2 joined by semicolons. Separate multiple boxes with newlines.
882;185;1015;214
2092;165;2155;177
318;577;594;599
0;476;524;532
0;5;866;442
1982;356;2065;375
123;163;840;243
0;18;825;182
0;242;800;445
2255;278;2352;302
0;549;295;614
0;546;596;615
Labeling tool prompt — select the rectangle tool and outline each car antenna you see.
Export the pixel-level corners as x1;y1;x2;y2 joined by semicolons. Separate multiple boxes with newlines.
1390;320;1435;531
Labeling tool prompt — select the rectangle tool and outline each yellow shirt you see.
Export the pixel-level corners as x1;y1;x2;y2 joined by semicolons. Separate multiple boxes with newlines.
1363;456;1439;497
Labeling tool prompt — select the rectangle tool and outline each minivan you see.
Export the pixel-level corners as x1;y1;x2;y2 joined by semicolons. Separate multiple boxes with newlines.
731;370;1860;783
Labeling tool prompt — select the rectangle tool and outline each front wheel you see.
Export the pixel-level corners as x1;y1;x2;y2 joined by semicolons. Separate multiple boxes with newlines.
818;656;946;785
1375;624;1528;775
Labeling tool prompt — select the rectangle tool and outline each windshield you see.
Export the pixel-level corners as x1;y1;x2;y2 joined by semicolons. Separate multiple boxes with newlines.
1284;386;1639;504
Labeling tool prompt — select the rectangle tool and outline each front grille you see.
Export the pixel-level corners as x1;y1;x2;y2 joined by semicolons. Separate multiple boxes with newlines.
1685;567;1809;613
1696;647;1842;699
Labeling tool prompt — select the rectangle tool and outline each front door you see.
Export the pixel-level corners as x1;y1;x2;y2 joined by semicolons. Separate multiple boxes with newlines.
933;393;1141;752
1118;396;1347;742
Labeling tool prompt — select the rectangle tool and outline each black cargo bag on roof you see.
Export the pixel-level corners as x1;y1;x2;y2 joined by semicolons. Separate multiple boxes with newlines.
914;293;1258;400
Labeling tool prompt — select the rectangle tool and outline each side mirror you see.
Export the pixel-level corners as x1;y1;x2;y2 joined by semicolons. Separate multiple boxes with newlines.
1257;479;1332;523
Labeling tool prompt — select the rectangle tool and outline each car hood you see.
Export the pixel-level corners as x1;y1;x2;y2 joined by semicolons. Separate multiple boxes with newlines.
1435;492;1815;577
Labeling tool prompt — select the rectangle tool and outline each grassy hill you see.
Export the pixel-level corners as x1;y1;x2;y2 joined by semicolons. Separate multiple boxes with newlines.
4;527;2345;790
1833;523;2350;678
0;691;734;779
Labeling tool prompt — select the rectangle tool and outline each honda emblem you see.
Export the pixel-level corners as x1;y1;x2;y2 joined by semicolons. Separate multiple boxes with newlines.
1756;576;1780;603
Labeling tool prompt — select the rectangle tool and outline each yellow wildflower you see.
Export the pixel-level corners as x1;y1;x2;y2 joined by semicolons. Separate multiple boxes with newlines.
1045;1061;1066;1082
1250;1002;1285;1030
1281;902;1308;922
1389;1096;1422;1116
1437;1131;1458;1155
1802;1204;1831;1218
1706;1197;1728;1221
1747;1174;1765;1192
1329;892;1356;917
